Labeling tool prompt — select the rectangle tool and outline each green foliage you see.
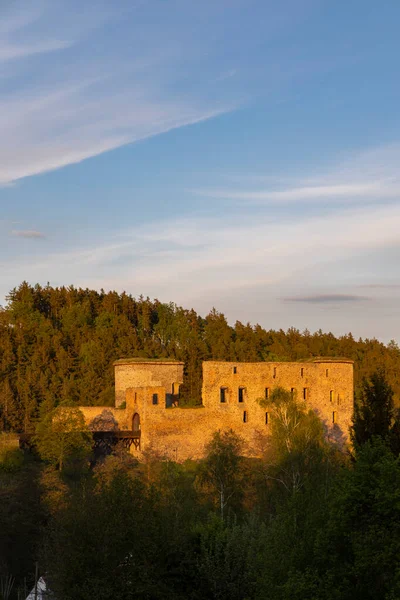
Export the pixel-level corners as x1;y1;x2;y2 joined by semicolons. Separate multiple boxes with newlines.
0;435;24;473
253;390;342;600
43;469;199;600
261;387;325;456
260;387;328;499
2;283;400;431
196;515;265;600
351;370;397;450
34;405;92;472
199;430;244;518
0;459;45;598
315;439;400;600
2;427;400;600
0;447;24;473
3;283;400;598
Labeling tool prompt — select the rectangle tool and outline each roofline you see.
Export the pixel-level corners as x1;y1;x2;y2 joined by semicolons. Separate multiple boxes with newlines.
114;358;184;366
203;358;354;365
114;357;354;366
310;358;354;364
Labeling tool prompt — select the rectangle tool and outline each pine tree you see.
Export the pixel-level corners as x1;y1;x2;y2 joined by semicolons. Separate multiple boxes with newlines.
351;370;394;448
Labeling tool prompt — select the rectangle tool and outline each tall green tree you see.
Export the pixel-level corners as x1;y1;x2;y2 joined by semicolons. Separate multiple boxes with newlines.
34;405;92;472
259;387;327;496
351;370;395;449
44;469;199;600
3;282;400;432
199;430;244;519
315;439;400;600
196;515;264;600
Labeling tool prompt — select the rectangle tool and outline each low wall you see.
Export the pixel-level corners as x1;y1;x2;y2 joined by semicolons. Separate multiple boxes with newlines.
78;407;130;431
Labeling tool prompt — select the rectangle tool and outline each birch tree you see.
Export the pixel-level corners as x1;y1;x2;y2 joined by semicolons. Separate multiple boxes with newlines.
200;430;244;519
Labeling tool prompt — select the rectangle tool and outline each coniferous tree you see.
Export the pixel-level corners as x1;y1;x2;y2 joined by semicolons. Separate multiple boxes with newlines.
351;370;395;449
2;282;400;432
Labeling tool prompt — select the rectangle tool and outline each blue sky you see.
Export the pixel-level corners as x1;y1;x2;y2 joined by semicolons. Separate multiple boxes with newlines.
1;0;400;342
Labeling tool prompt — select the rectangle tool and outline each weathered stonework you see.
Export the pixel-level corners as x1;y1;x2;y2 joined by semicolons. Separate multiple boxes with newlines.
114;358;184;407
79;358;354;461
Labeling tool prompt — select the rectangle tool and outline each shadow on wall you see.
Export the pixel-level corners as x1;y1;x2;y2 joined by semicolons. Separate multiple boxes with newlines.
89;409;120;432
324;421;348;449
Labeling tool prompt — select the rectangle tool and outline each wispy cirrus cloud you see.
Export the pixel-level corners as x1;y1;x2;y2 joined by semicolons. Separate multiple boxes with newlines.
0;1;76;62
283;294;369;304
2;145;400;338
0;0;339;187
11;230;46;239
190;181;400;203
0;1;252;186
0;39;72;62
3;190;400;294
191;144;400;206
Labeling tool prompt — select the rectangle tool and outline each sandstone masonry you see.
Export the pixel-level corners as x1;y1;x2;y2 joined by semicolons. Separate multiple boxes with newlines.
78;358;354;461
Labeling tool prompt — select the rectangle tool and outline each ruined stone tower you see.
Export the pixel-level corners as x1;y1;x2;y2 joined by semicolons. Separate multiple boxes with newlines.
78;357;353;461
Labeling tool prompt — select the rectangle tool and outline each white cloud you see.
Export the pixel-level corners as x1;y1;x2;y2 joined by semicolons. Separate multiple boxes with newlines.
2;162;400;339
190;181;400;203
3;196;400;293
2;2;400;341
0;39;72;62
0;2;43;36
0;103;228;185
0;1;243;186
191;144;400;205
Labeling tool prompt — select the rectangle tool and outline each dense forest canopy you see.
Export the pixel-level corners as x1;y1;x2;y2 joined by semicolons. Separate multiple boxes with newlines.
2;283;400;599
1;282;400;432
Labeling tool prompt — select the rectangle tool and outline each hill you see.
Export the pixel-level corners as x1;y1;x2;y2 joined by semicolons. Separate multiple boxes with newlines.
1;282;400;432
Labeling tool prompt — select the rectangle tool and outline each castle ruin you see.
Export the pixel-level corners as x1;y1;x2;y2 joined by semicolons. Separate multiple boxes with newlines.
78;357;354;461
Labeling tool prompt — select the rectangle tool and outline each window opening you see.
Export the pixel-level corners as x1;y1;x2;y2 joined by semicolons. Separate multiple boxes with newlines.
330;390;333;402
326;369;329;377
152;393;158;405
303;388;307;400
265;412;269;425
132;413;140;432
291;387;295;396
243;410;248;423
233;366;237;374
238;387;245;403
265;388;269;400
301;368;304;377
332;411;337;424
273;367;277;379
220;388;227;403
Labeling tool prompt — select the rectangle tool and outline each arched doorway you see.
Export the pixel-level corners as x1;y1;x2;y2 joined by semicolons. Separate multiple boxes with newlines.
132;413;141;433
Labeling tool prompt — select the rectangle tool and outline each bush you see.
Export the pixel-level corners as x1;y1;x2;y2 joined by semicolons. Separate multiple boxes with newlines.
0;435;24;473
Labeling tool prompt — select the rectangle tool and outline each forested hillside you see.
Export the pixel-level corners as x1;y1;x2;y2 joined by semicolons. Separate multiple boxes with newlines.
1;282;400;432
1;283;400;599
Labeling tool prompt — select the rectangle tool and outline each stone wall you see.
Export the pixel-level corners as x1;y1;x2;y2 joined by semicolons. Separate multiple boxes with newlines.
114;359;184;407
78;406;129;431
78;358;354;462
125;387;210;460
202;359;354;447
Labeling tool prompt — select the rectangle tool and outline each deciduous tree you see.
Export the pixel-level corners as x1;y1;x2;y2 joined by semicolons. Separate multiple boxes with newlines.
34;405;92;472
199;429;244;518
